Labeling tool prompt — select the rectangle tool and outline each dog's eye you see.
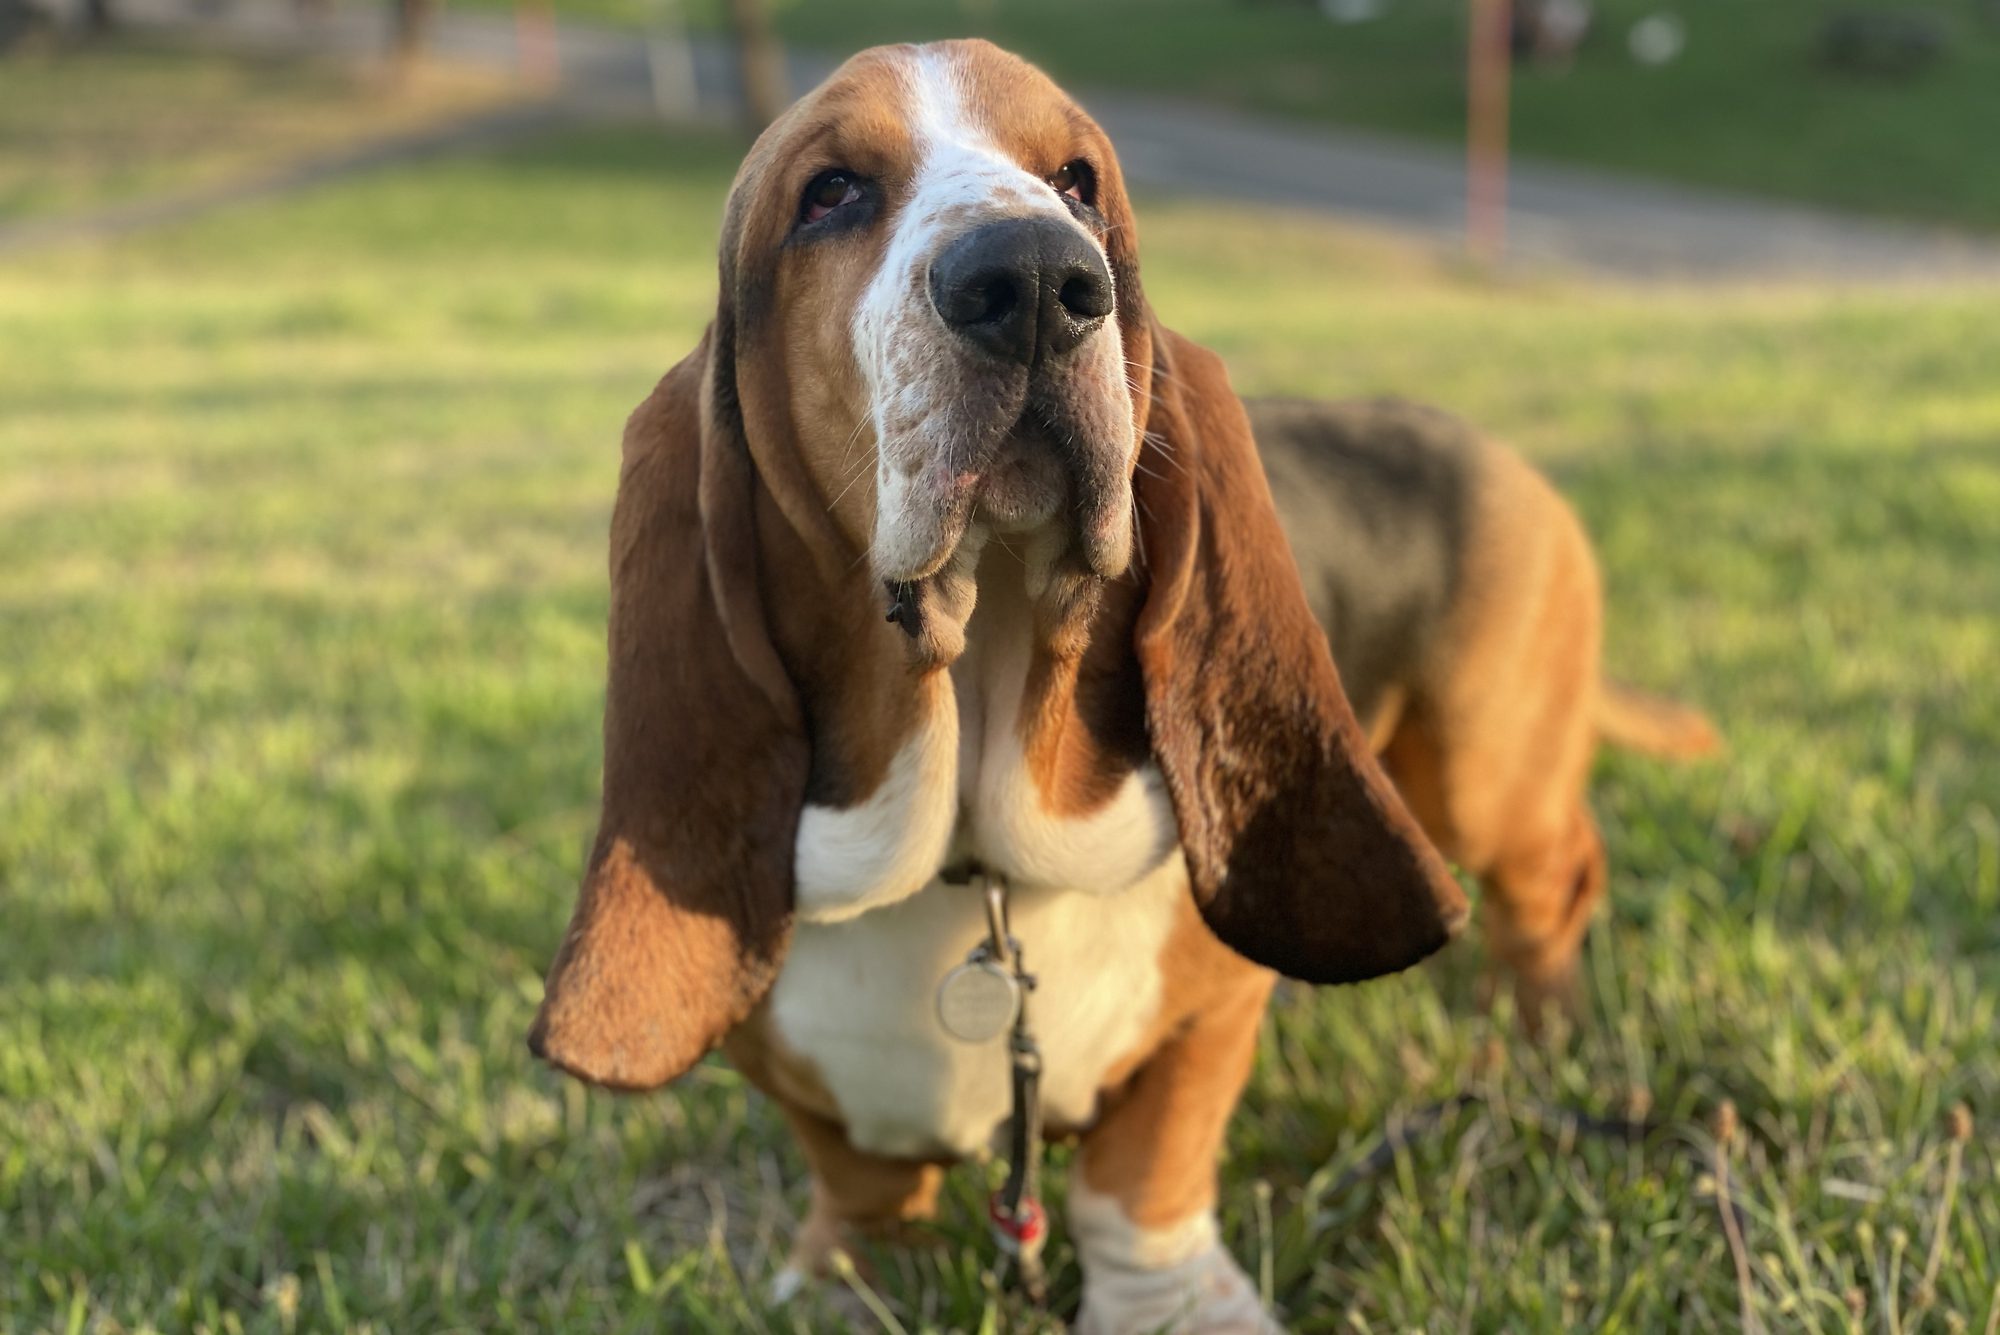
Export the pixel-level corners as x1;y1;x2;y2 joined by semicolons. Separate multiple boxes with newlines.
802;170;864;224
1048;160;1093;205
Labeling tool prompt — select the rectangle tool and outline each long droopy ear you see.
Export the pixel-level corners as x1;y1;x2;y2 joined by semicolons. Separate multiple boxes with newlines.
528;342;807;1089
1134;328;1470;983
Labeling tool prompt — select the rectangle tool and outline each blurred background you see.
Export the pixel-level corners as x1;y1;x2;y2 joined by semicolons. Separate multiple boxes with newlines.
3;0;1996;1330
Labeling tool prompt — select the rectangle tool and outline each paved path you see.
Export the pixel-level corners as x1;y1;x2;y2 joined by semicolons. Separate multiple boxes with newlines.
0;100;570;255
69;0;2000;280
1088;97;2000;281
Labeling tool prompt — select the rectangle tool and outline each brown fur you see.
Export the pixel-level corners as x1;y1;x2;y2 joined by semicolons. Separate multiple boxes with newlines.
526;351;808;1089
1133;331;1468;985
779;1104;948;1277
1365;441;1707;1017
1071;894;1278;1230
1078;964;1273;1230
1597;682;1723;760
1254;398;1717;1021
1372;443;1608;1016
1020;573;1154;816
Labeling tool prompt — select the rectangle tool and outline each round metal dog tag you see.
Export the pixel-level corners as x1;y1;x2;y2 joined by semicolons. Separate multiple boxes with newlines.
936;960;1021;1044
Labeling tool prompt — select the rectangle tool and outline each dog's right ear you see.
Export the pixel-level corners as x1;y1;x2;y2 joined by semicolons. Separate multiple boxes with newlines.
528;341;808;1090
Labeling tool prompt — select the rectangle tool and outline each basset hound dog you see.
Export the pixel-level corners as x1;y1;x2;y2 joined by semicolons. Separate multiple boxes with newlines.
527;39;1713;1332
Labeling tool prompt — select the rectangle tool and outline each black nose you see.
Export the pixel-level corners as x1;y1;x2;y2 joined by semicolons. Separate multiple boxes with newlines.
928;218;1115;366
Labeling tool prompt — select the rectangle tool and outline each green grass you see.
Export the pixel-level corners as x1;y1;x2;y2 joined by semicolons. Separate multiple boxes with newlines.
0;39;515;224
4;58;1999;1334
753;0;2000;233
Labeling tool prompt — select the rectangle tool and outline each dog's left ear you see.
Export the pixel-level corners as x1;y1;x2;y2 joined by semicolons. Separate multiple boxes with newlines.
1132;327;1470;983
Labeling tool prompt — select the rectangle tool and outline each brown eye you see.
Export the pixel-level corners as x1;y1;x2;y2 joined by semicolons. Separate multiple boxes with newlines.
802;170;863;224
1049;160;1092;204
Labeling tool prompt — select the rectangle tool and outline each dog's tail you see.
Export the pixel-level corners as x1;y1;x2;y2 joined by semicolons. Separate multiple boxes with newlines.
1596;683;1722;760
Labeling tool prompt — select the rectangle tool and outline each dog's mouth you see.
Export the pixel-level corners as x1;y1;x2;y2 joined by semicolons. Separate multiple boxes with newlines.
888;410;1131;577
967;420;1071;532
877;408;1133;655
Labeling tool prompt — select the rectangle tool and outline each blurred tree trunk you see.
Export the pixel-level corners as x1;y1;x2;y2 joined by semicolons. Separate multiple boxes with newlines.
516;0;560;88
391;0;435;74
725;0;786;130
84;0;115;32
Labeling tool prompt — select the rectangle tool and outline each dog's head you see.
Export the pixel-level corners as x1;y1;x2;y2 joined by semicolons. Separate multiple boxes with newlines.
716;41;1149;656
528;43;1466;1091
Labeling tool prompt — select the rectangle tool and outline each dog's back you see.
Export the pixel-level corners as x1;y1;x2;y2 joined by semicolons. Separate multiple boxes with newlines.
1251;393;1718;1018
1250;396;1483;726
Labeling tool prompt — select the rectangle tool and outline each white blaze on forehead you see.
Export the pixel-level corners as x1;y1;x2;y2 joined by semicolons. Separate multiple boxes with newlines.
853;46;1108;580
853;45;1076;415
894;46;1067;225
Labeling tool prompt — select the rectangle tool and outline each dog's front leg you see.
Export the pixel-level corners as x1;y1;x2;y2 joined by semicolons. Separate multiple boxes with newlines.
765;1101;947;1302
1070;973;1282;1335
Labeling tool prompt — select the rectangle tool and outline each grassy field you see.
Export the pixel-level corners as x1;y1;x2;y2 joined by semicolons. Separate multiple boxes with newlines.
0;41;515;224
4;51;1999;1334
752;0;2000;233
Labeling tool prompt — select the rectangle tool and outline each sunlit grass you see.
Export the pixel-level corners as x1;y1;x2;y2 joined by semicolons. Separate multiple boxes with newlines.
2;77;1997;1334
0;37;518;223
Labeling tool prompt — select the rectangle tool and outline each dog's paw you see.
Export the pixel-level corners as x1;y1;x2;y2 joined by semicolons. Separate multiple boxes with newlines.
1072;1239;1282;1335
1068;1180;1283;1334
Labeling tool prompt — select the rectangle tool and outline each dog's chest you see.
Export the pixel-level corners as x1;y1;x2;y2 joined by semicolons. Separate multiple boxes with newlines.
771;575;1182;1158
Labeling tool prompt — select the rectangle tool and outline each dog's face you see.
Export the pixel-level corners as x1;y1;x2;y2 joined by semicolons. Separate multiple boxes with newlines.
719;42;1145;606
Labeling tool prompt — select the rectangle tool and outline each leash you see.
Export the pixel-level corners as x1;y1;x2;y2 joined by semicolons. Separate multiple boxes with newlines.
1319;1089;1754;1241
935;866;1049;1306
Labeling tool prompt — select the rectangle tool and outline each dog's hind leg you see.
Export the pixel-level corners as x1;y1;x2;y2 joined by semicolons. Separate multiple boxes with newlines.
1376;443;1609;1030
1480;802;1608;1023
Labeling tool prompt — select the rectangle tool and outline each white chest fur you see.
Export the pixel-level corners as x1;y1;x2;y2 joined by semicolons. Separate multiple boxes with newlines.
771;857;1183;1157
775;562;1182;1158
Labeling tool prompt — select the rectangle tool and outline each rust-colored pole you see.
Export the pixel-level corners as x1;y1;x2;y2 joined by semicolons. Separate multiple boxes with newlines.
1466;0;1512;264
517;0;560;89
390;0;435;82
726;0;788;131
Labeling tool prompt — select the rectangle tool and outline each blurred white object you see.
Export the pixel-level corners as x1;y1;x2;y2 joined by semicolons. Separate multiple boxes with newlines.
1320;0;1385;24
1513;0;1592;64
1533;0;1590;51
1628;12;1687;66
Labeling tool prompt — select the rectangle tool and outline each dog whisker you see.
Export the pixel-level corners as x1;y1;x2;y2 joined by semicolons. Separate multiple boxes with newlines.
826;459;875;515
